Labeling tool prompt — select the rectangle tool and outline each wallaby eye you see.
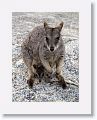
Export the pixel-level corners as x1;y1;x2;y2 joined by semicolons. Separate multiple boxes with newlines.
46;37;49;45
55;37;60;45
56;37;60;40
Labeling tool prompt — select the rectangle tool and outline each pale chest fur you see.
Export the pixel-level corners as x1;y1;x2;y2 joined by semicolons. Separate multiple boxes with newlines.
44;51;60;68
49;55;56;67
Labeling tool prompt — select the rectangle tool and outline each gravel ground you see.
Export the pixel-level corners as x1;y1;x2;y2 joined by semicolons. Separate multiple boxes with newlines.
12;12;79;102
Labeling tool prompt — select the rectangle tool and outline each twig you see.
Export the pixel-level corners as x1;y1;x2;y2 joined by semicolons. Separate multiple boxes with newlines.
49;79;79;88
65;38;78;44
65;79;79;87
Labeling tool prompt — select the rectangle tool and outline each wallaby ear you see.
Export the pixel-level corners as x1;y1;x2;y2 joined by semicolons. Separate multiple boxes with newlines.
58;22;64;31
44;22;48;28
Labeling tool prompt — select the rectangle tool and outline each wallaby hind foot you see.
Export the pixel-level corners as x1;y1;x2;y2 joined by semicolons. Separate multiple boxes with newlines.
27;78;34;89
56;73;67;89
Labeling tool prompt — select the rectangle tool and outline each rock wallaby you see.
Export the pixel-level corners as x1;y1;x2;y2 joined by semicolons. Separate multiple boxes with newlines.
21;22;67;89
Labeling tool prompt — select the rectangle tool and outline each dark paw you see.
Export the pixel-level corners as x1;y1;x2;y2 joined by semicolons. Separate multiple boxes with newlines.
27;79;34;89
62;82;67;89
39;79;41;82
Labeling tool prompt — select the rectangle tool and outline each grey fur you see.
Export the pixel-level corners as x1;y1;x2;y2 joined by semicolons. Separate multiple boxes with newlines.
21;22;67;89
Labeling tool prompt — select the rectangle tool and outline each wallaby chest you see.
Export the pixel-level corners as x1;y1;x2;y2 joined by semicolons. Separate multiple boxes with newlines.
48;52;58;67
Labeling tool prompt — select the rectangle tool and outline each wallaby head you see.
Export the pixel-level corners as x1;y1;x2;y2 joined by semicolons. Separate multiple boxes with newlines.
44;22;63;52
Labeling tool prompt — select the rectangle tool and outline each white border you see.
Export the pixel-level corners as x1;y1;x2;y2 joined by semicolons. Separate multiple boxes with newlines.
0;0;91;114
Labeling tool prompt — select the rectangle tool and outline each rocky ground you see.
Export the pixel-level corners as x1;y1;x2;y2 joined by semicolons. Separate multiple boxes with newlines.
12;12;79;102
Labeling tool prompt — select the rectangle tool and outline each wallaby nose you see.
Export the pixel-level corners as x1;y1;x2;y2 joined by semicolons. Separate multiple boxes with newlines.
50;47;54;51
